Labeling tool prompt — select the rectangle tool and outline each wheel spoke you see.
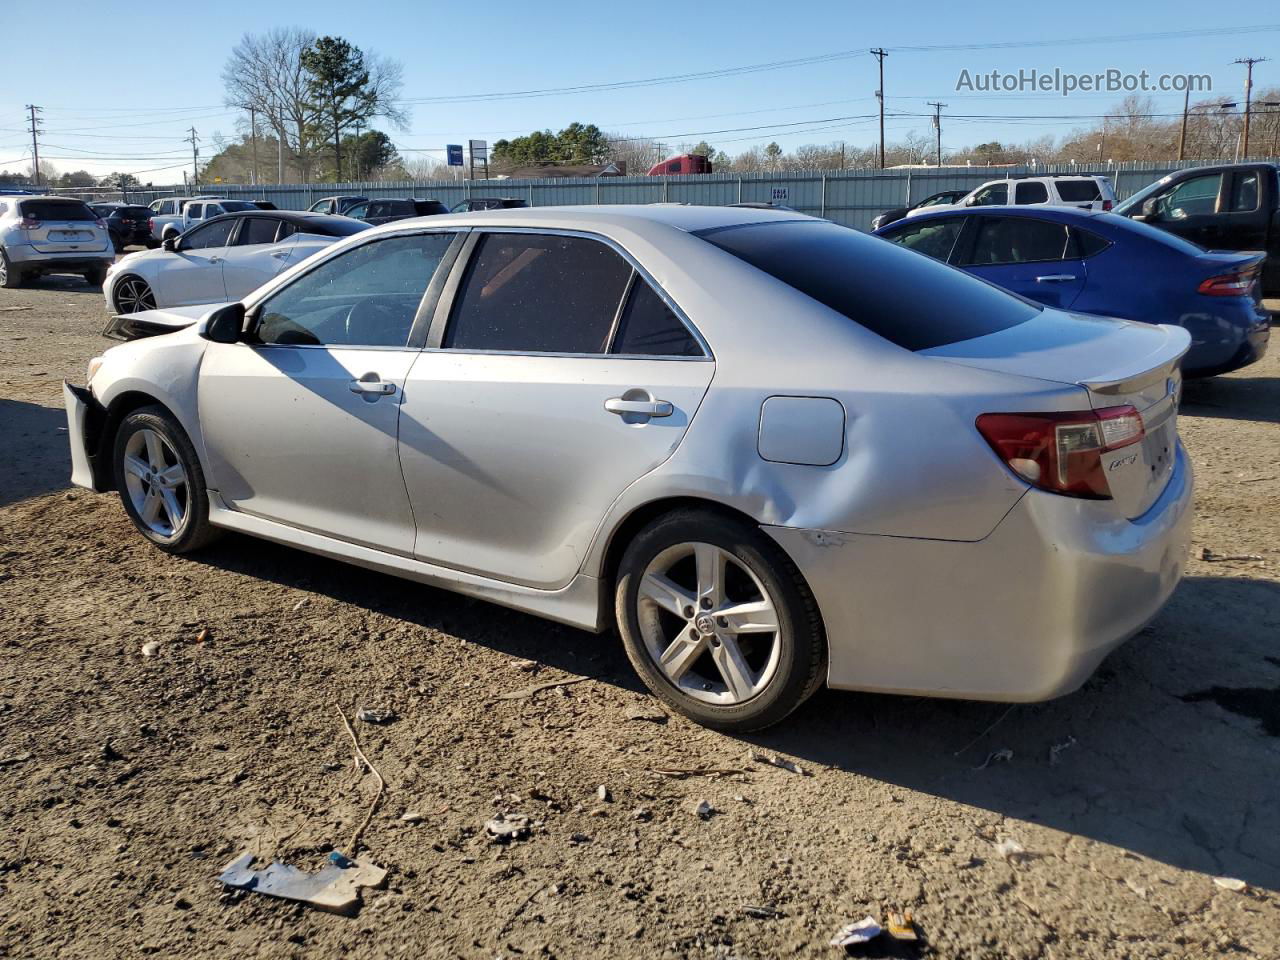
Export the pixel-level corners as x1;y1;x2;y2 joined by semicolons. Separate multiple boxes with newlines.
157;464;185;488
141;490;163;525
710;637;755;701
659;633;706;681
122;455;150;480
694;543;726;607
160;489;184;529
639;571;695;618
718;599;778;635
143;431;165;471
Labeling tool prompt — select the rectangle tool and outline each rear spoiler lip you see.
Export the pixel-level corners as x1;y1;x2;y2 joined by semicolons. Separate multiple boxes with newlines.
1078;324;1191;395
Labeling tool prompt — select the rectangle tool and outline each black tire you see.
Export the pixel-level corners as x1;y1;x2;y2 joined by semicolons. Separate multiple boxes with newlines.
112;405;218;554
0;249;24;289
615;509;826;732
110;232;125;254
84;266;108;288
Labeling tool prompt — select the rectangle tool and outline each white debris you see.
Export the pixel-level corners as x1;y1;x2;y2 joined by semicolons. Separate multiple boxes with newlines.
829;916;882;947
596;785;611;803
748;750;809;775
996;837;1027;862
694;799;714;820
1213;876;1248;892
140;641;160;658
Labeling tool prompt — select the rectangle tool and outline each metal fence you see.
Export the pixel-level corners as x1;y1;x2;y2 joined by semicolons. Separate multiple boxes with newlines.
52;158;1279;232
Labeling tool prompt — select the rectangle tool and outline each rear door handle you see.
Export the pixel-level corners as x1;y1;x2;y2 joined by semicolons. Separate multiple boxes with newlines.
350;375;396;397
1035;274;1077;283
605;397;672;418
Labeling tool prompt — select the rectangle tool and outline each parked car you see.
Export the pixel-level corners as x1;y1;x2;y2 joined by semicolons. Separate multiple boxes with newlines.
0;195;114;288
65;205;1193;731
871;190;969;230
149;198;262;242
903;175;1117;220
875;206;1269;377
104;211;368;313
91;202;158;252
450;197;529;212
647;154;713;175
1113;162;1280;296
306;195;368;216
251;201;278;210
147;195;220;217
346;198;449;225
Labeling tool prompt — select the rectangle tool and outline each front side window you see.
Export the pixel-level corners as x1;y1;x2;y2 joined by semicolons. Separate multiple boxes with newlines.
612;278;702;357
969;183;1008;206
1161;173;1221;219
236;217;281;246
444;233;633;354
882;218;963;262
187;203;204;220
179;218;235;250
255;232;455;348
308;200;330;213
963;217;1071;266
345;202;370;219
1014;181;1049;204
1229;172;1259;212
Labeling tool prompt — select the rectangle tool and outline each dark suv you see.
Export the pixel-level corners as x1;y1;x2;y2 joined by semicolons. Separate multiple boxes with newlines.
91;203;158;252
350;198;449;225
451;197;529;212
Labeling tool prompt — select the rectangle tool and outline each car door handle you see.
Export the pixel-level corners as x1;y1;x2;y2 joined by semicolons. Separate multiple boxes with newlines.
349;376;396;396
1035;274;1077;282
208;256;222;264
605;397;673;418
270;250;290;259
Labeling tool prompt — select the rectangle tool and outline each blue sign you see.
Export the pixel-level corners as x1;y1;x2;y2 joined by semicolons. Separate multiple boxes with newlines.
446;144;464;167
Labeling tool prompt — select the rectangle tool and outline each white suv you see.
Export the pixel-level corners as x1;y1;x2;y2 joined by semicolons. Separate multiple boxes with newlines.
0;196;114;288
903;175;1117;219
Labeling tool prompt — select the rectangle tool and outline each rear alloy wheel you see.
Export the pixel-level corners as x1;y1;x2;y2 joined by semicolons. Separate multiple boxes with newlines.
0;249;23;288
616;510;826;732
112;275;156;313
113;406;217;554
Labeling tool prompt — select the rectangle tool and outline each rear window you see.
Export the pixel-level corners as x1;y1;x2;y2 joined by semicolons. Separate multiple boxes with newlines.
416;200;449;215
1055;180;1101;202
698;220;1039;351
220;200;258;212
296;215;369;237
19;199;97;222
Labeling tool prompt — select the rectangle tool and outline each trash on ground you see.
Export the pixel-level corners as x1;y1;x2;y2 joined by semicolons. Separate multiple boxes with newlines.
494;677;590;701
742;904;784;919
1049;736;1077;765
974;748;1013;770
511;658;539;672
485;813;531;842
140;641;160;658
885;910;918;941
996;837;1028;862
292;598;308;611
356;707;396;725
1213;876;1248;892
694;799;715;820
596;785;611;802
651;766;748;779
218;850;386;916
1201;548;1264;562
400;811;425;824
829;916;882;947
748;750;810;776
195;627;209;643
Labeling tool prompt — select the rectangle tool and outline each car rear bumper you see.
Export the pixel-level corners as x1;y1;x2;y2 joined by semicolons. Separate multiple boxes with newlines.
765;443;1194;702
8;244;114;270
1181;299;1271;377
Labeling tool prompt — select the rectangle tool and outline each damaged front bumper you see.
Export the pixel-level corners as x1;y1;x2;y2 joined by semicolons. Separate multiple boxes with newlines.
63;380;109;492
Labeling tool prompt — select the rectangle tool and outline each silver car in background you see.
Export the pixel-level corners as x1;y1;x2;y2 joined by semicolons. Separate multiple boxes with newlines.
63;205;1193;731
0;195;114;288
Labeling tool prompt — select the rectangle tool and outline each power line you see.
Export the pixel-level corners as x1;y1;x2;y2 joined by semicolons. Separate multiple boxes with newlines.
871;49;888;168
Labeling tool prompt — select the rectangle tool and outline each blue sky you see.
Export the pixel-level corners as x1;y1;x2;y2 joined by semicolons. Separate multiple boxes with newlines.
2;0;1275;179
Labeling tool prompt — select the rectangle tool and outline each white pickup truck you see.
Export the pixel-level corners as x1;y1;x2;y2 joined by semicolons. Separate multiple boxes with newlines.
146;197;262;241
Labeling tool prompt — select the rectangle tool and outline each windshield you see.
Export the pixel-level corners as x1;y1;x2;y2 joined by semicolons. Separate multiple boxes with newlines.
697;220;1039;351
1112;175;1175;216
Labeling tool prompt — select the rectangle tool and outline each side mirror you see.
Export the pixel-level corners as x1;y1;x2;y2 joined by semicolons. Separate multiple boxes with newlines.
202;302;245;344
161;236;177;252
1139;197;1159;220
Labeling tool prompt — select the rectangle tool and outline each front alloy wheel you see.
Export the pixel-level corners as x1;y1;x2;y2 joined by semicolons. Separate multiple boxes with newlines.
113;275;156;313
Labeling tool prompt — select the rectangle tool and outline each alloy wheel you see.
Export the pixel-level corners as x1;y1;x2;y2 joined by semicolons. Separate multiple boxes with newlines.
636;542;782;705
114;277;156;313
121;428;189;539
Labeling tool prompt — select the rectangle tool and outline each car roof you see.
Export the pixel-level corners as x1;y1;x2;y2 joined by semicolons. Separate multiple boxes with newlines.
880;204;1107;229
360;203;812;236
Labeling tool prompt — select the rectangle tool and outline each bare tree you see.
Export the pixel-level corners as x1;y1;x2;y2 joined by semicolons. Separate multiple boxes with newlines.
604;132;664;174
222;27;319;182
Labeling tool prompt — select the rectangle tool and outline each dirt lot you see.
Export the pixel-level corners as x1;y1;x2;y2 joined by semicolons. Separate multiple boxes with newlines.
1;273;1277;960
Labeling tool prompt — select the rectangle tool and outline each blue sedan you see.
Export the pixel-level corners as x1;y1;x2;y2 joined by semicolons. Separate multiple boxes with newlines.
875;205;1270;376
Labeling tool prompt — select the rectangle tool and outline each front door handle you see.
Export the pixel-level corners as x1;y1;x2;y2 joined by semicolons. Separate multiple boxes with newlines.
349;373;396;397
605;397;672;418
1035;274;1077;283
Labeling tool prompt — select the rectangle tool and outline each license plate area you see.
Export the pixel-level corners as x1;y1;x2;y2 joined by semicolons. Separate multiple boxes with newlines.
51;230;92;241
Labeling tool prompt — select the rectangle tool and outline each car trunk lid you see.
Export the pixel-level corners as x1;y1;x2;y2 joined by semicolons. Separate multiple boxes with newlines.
924;310;1189;519
20;199;110;254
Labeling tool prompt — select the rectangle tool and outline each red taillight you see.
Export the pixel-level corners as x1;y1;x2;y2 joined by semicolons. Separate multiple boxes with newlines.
148;217;155;231
1198;270;1256;297
976;405;1144;499
16;216;39;230
95;218;108;229
1101;199;1113;211
121;218;134;225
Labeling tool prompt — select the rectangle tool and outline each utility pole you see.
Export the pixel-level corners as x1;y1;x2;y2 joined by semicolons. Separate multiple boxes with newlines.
1233;57;1268;159
25;105;42;187
871;48;888;169
928;101;946;167
249;107;259;186
185;127;199;191
1177;85;1191;161
353;119;362;181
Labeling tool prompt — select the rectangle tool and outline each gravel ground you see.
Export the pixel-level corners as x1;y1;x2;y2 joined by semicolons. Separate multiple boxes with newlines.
1;271;1278;959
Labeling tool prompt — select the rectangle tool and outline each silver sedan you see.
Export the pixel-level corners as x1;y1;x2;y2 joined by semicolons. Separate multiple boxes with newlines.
64;205;1194;730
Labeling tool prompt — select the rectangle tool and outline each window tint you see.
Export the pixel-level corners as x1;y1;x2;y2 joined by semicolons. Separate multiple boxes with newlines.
1014;181;1049;204
255;233;454;348
1055;179;1102;202
963;217;1071;265
19;199;97;221
1162;173;1220;218
221;200;257;212
883;218;963;261
187;203;204;219
445;233;633;353
699;220;1038;351
970;183;1008;206
276;222;296;240
1229;172;1259;212
345;202;369;218
181;218;235;250
308;200;329;213
613;278;702;357
1073;228;1111;258
237;217;281;246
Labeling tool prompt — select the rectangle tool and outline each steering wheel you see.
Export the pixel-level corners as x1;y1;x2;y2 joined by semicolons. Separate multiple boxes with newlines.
343;298;408;346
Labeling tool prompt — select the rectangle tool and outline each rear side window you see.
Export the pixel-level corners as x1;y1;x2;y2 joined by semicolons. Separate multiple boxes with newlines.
1014;181;1049;204
19;200;96;222
445;233;633;354
612;278;703;357
1229;172;1259;212
963;217;1071;265
237;217;281;245
1073;228;1111;258
882;218;963;261
699;220;1038;351
1054;180;1102;202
